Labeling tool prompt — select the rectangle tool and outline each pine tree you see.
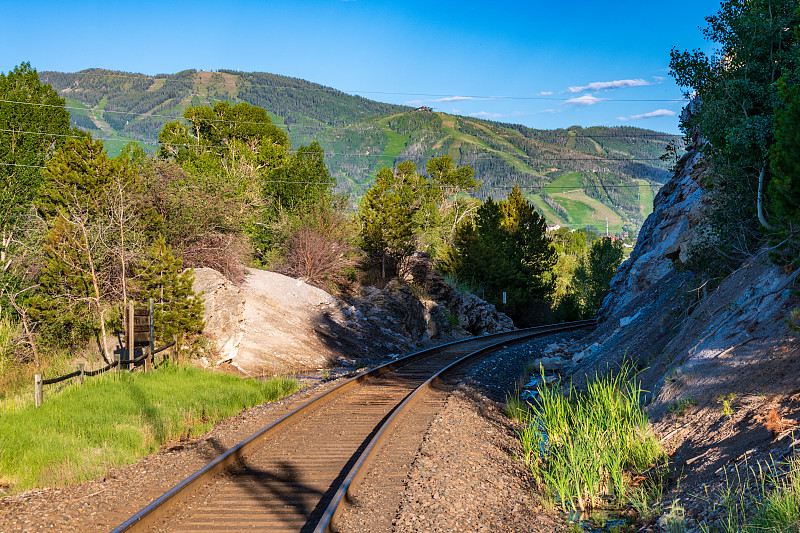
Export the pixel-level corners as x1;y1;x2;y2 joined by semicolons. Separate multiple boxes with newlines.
359;162;427;278
135;235;204;348
27;137;124;359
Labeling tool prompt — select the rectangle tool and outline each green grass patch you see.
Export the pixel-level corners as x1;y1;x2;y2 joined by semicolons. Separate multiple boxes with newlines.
635;179;655;218
700;457;800;532
373;128;409;172
514;368;667;512
530;194;567;225
544;172;585;194
0;366;298;494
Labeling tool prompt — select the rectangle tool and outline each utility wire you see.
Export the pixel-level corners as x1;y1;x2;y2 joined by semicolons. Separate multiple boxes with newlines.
0;97;685;140
0;162;661;192
36;69;689;103
0;128;677;163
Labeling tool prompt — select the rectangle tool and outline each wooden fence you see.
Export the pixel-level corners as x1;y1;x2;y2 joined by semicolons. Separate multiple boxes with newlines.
33;299;178;407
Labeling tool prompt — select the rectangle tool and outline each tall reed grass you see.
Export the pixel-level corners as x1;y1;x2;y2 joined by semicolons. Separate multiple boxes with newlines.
516;367;667;512
0;365;298;494
702;458;800;532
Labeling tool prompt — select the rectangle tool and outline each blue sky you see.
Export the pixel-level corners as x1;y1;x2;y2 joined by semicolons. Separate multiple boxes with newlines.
1;0;723;134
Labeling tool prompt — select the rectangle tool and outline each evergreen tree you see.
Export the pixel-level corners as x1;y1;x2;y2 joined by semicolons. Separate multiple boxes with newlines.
267;141;334;213
0;62;81;315
769;78;800;229
444;186;557;324
585;237;624;315
135;235;204;347
0;62;76;235
359;161;428;278
27;137;128;358
669;0;800;259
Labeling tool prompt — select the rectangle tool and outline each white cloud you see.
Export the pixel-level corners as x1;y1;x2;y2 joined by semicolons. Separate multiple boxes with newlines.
404;95;504;105
563;95;607;107
617;109;677;121
568;79;653;93
436;96;477;103
435;95;503;103
538;91;553;96
539;108;561;114
469;111;503;118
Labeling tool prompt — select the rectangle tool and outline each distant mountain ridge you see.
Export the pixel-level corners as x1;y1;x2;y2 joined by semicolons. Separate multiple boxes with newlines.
40;68;678;235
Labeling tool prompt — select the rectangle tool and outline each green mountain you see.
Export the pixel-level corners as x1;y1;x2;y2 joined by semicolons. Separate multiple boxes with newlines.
39;68;677;235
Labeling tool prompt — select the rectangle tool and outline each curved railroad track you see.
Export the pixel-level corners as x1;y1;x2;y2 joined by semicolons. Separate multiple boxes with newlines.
113;320;594;533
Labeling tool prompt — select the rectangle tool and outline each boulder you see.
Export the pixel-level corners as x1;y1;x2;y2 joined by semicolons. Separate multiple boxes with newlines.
531;356;566;371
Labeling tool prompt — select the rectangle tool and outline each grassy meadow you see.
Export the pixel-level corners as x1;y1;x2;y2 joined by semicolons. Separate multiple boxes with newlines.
0;366;298;494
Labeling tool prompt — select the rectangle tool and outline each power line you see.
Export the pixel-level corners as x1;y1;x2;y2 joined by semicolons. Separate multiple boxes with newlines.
0;161;661;192
0;98;293;128
0;128;677;165
36;69;689;103
1;97;685;142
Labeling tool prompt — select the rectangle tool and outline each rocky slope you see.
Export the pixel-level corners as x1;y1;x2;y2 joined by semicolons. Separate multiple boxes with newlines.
192;259;513;375
556;106;800;524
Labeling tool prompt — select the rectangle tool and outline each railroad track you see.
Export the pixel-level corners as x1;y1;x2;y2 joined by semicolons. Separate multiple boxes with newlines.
113;320;594;533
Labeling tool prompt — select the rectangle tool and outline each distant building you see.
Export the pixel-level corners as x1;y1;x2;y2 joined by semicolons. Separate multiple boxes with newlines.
546;224;561;232
415;106;433;112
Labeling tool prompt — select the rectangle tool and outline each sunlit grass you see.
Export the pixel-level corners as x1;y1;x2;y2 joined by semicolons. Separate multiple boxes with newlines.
0;365;298;494
513;367;667;512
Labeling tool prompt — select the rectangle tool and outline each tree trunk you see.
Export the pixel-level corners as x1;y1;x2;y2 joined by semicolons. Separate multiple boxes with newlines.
758;165;775;230
79;220;111;363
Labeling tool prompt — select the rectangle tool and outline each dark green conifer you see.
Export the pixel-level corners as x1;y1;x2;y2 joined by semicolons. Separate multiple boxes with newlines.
135;235;205;347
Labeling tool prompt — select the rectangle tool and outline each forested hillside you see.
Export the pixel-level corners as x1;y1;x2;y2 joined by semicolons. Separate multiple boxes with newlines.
39;68;677;235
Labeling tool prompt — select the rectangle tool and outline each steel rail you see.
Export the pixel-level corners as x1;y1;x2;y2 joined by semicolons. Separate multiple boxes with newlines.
112;320;594;532
314;320;594;532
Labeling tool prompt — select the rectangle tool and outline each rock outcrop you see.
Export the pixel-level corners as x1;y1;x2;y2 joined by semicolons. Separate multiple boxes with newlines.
400;252;515;336
193;263;514;375
599;112;709;320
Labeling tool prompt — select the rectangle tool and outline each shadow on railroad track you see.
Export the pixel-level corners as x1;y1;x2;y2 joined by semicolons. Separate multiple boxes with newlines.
197;408;395;533
195;437;325;529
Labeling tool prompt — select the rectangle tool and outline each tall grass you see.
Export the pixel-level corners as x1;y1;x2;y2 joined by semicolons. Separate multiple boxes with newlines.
0;365;298;494
516;367;667;512
701;458;800;532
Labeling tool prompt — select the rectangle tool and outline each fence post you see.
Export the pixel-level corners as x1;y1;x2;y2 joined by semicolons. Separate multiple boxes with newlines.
172;334;179;364
114;351;121;373
77;363;85;385
128;300;135;366
144;346;152;372
34;374;43;408
149;298;155;368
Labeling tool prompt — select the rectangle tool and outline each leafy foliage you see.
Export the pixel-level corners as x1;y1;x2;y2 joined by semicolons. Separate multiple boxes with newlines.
359;156;479;278
0;63;76;228
670;0;800;269
584;237;625;314
41;68;669;234
134;235;204;346
360;161;429;277
443;185;557;324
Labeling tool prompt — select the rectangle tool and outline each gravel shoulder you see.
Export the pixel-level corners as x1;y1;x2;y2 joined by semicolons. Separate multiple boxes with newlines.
339;333;582;533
